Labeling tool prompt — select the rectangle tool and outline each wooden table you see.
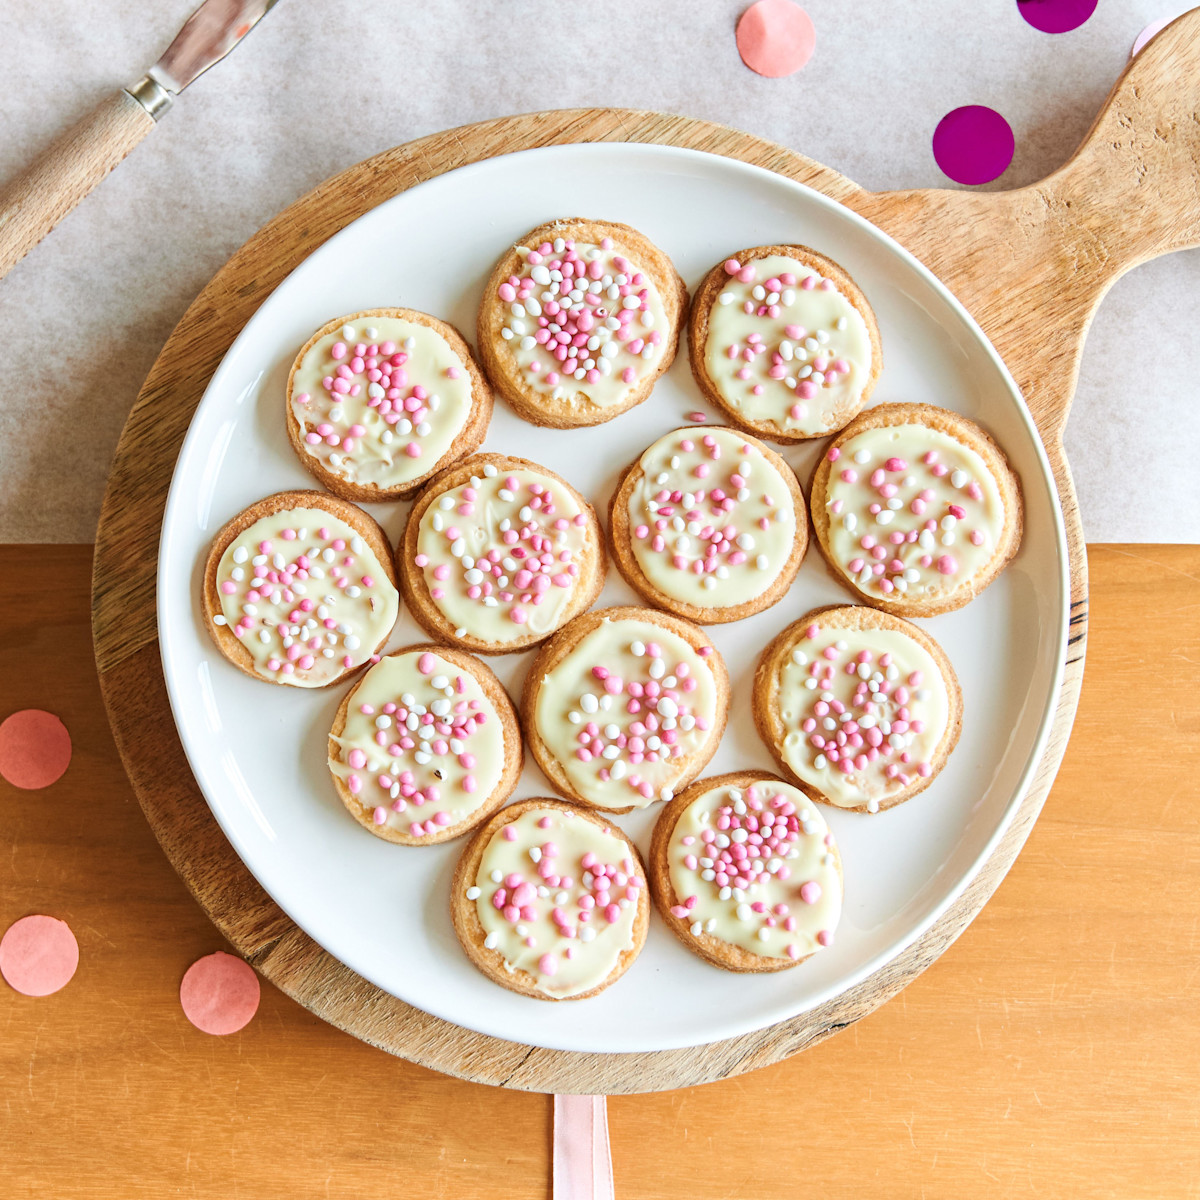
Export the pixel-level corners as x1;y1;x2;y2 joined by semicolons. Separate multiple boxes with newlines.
2;541;1197;1197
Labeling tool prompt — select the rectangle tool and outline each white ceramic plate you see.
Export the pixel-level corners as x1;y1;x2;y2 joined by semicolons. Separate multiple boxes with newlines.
158;143;1068;1054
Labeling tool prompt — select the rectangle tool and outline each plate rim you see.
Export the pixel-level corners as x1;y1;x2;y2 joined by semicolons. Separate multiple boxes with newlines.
156;138;1071;1054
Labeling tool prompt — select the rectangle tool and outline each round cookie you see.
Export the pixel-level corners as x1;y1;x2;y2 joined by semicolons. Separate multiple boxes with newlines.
328;645;522;845
689;244;882;442
608;425;807;623
202;490;400;688
450;798;650;1000
810;403;1023;616
649;771;843;972
398;453;606;654
754;606;962;813
522;606;729;814
477;218;688;428
286;308;492;501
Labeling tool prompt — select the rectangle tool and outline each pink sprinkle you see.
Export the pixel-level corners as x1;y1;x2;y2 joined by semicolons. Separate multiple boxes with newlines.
538;954;557;976
688;411;707;423
418;653;436;675
817;929;834;947
800;881;822;904
405;442;422;458
826;447;841;462
372;807;387;825
937;554;958;576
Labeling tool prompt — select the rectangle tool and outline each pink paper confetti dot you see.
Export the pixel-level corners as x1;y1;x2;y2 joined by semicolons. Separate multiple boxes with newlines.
736;0;816;78
180;951;261;1036
0;915;79;996
932;106;1015;186
0;709;72;790
1132;17;1173;57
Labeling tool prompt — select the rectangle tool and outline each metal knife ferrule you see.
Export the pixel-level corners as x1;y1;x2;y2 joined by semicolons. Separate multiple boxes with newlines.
126;75;173;121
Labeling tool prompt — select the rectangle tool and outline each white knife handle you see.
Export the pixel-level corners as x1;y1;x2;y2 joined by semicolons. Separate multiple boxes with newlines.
0;83;167;282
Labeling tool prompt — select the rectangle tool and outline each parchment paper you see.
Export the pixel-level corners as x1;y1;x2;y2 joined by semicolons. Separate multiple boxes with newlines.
0;0;1195;542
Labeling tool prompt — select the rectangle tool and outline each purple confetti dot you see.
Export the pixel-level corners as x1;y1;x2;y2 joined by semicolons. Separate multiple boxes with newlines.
1017;0;1097;35
932;106;1015;187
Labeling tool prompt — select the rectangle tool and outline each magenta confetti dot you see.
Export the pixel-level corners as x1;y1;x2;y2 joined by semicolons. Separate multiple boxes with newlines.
1017;0;1097;34
932;106;1015;186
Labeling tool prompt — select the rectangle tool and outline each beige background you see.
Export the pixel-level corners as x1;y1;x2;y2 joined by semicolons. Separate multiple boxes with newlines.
1;0;1196;543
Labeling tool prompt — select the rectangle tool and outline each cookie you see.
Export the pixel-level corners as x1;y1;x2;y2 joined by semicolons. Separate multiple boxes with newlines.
608;425;807;623
754;605;962;813
202;490;400;688
327;645;522;845
689;244;882;442
397;453;606;654
476;218;687;428
450;798;650;1000
286;308;492;501
649;771;843;972
810;403;1023;616
522;606;729;814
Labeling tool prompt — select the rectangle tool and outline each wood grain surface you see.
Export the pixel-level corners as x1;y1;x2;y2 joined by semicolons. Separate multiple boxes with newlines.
7;542;1200;1198
88;13;1200;1092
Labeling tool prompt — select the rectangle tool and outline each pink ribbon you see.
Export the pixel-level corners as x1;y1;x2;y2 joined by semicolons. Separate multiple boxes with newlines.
553;1095;614;1200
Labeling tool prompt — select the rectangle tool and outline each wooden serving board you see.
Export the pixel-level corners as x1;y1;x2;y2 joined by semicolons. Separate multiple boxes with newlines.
91;11;1200;1094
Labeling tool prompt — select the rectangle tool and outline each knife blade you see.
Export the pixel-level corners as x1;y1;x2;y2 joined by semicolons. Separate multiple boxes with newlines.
144;0;281;109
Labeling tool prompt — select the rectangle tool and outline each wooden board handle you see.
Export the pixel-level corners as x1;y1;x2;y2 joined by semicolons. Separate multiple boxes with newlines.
1053;8;1200;267
0;89;156;281
859;7;1200;446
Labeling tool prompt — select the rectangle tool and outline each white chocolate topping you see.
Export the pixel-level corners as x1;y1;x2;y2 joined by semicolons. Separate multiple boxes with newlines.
329;649;506;838
213;507;398;687
626;427;796;609
472;807;643;998
667;779;842;959
776;620;950;811
823;424;1007;603
414;463;593;645
495;235;669;410
532;617;721;810
704;254;872;437
290;316;474;490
